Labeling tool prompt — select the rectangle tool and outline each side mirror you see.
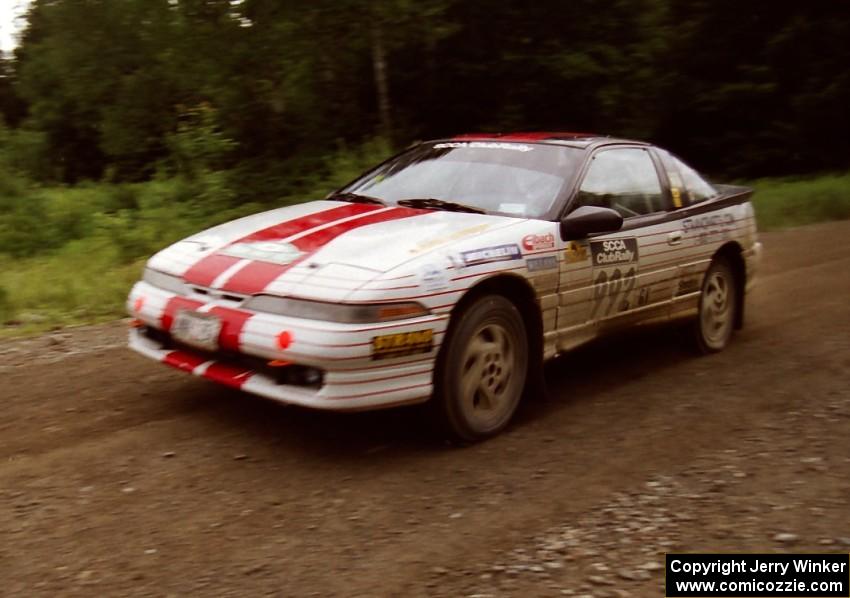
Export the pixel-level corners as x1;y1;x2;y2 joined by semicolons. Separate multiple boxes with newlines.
560;206;623;239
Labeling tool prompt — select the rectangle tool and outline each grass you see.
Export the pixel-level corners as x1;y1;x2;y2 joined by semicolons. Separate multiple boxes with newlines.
0;140;393;334
0;166;848;336
749;172;850;231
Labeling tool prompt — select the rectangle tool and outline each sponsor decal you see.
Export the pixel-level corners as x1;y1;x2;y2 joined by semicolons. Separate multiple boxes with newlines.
589;238;640;317
526;256;559;272
460;244;522;267
682;213;734;231
220;241;304;265
522;233;555;251
682;212;735;245
372;329;434;360
433;142;533;152
419;263;451;292
590;238;638;266
564;241;588;263
411;224;492;254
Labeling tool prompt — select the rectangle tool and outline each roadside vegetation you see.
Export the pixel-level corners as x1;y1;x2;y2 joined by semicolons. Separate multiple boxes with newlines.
1;147;847;334
1;1;848;334
749;173;850;231
0;135;392;334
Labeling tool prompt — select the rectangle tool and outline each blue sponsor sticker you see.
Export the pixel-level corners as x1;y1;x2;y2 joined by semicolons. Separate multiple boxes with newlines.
526;256;559;272
460;244;522;267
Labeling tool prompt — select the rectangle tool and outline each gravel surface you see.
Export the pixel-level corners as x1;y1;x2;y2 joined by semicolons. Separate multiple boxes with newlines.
2;220;849;597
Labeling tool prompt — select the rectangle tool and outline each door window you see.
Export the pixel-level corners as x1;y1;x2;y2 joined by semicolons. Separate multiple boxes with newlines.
574;148;667;217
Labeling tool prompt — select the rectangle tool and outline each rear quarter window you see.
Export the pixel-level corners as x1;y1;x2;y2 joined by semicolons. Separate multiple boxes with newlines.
656;149;717;206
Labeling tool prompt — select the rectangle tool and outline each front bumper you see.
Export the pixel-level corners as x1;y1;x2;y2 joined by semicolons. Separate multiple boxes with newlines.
127;281;447;411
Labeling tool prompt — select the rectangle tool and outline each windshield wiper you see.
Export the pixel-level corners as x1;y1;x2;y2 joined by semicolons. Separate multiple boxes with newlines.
327;192;385;205
397;198;485;214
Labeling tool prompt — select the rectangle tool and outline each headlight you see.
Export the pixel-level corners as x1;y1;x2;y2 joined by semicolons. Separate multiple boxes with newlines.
143;267;187;295
242;295;431;323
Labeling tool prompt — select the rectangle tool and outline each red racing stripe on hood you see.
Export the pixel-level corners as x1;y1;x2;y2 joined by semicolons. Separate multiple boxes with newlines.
219;206;424;295
181;254;242;288
182;203;382;288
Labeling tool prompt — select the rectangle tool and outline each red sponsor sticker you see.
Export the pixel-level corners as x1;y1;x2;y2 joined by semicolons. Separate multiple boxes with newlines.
522;233;555;251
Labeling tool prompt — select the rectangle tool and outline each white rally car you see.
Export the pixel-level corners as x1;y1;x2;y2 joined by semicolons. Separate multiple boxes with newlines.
128;132;762;441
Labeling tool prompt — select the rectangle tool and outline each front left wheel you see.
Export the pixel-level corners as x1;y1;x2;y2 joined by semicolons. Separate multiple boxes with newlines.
433;294;528;442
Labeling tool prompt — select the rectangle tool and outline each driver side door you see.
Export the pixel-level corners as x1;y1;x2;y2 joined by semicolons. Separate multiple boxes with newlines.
557;147;678;345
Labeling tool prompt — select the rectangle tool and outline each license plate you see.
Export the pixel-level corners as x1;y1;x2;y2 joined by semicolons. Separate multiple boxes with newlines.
172;311;221;352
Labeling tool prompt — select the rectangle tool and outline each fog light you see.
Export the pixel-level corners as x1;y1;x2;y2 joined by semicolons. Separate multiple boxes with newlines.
274;364;324;388
302;368;323;385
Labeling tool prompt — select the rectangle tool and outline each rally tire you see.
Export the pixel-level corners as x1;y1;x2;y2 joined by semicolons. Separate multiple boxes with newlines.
691;257;739;354
433;294;528;442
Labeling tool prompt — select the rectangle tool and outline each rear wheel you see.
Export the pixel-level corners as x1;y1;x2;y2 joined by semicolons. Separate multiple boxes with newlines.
692;257;738;353
433;294;528;442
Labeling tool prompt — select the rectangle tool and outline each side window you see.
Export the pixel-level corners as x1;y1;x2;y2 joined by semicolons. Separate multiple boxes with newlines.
656;149;717;206
574;148;667;218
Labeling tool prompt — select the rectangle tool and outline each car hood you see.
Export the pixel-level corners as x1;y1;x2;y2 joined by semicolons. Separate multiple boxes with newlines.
147;200;526;298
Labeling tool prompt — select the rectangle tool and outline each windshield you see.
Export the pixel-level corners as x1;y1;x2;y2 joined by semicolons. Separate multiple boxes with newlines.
339;141;585;219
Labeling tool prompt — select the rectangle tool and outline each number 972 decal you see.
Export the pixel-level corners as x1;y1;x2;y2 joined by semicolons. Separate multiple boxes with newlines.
591;267;642;318
589;238;643;318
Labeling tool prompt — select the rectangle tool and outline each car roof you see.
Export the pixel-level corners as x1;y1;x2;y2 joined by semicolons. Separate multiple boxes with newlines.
440;131;649;150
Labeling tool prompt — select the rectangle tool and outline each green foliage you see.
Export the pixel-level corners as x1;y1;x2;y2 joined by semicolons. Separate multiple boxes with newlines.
162;104;237;181
751;174;850;231
0;0;849;335
0;138;393;328
3;0;848;182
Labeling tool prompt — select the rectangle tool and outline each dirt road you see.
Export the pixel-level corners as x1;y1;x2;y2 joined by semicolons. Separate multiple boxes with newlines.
2;220;849;597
